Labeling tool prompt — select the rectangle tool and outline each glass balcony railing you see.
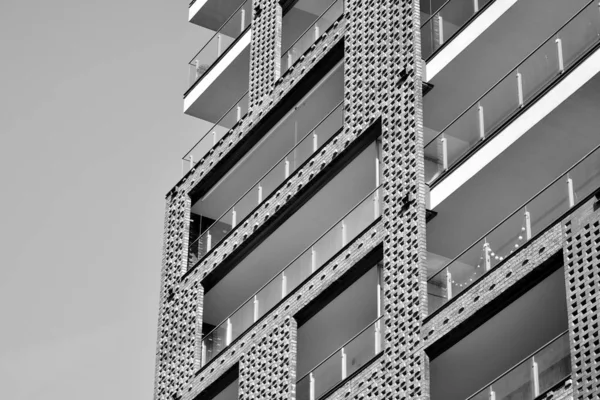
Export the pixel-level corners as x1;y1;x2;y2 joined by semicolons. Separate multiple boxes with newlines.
421;0;495;60
187;0;252;91
182;91;249;175
201;185;382;367
466;331;571;400
188;102;344;268
281;0;344;76
427;143;600;315
296;316;384;400
425;0;600;186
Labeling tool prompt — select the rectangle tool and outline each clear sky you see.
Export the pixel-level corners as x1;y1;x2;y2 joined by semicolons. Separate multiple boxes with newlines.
0;1;210;398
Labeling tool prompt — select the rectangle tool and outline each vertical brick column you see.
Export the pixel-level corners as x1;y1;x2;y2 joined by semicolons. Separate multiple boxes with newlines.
344;0;427;398
381;0;427;398
563;197;600;398
154;191;201;400
239;317;297;400
249;0;282;109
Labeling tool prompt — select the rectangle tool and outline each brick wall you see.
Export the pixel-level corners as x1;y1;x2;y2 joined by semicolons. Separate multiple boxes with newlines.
563;197;600;399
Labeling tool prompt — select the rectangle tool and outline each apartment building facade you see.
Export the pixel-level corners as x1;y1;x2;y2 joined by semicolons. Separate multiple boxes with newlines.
154;0;600;399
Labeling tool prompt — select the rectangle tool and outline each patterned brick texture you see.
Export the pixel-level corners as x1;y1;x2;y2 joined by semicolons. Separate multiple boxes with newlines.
157;0;425;398
563;198;600;399
239;317;297;400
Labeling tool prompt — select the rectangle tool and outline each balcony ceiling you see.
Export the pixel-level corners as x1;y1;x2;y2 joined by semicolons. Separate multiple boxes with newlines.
190;0;246;31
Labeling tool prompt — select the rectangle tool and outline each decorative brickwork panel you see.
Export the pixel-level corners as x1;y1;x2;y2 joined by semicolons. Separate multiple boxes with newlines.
563;198;600;399
249;0;281;109
376;0;427;399
239;317;297;400
422;224;564;346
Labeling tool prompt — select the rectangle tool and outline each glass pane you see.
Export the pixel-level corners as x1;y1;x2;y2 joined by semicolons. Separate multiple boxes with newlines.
285;250;314;294
203;323;228;365
312;223;344;269
256;275;284;320
421;18;436;60
260;162;287;202
442;103;480;170
296;375;311;400
312;352;343;399
281;0;344;74
526;180;568;238
536;334;571;393
479;73;518;138
229;299;254;340
233;186;260;227
569;148;600;206
491;361;532;400
424;137;444;184
344;323;377;377
344;192;377;243
559;2;600;70
519;38;559;104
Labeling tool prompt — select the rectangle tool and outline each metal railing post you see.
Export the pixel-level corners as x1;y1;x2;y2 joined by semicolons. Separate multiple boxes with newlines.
258;185;263;204
438;15;444;45
517;71;524;107
313;133;318;152
474;0;479;12
226;318;232;345
281;272;287;298
441;135;448;171
524;208;532;240
478;103;485;139
240;9;246;33
489;387;496;400
556;38;564;73
309;373;316;400
285;159;290;178
189;155;194;171
446;269;453;300
531;357;540;397
341;221;347;247
206;232;212;253
253;296;259;322
484;240;492;271
232;209;237;228
567;174;575;208
217;33;223;56
341;348;347;379
201;342;207;367
314;25;320;42
311;247;317;273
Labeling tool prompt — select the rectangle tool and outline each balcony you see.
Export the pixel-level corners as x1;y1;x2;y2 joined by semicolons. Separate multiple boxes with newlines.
188;62;344;267
184;0;251;121
281;0;344;77
425;0;600;209
429;266;569;400
421;0;518;80
200;141;382;367
467;332;571;400
296;264;383;400
427;134;600;315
